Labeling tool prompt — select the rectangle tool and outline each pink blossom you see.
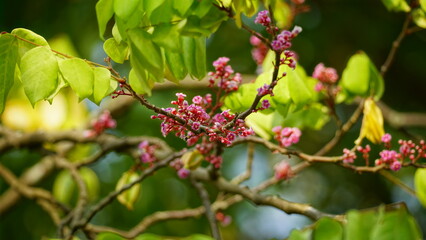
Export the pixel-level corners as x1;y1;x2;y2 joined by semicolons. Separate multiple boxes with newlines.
177;168;190;179
274;161;292;180
379;150;398;163
254;10;271;26
312;63;338;84
273;126;301;148
390;160;402;171
261;99;270;109
381;133;392;144
342;148;356;164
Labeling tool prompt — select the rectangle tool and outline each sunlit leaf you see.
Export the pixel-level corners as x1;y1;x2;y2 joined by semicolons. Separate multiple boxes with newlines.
173;0;194;16
152;23;182;51
96;232;125;240
340;51;384;100
246;111;283;140
114;0;140;19
103;38;129;63
412;8;426;29
93;67;113;104
288;229;311;240
142;0;166;18
129;68;155;95
11;28;50;59
0;34;18;114
79;167;100;202
381;0;411;12
415;168;426;207
96;0;114;40
59;58;94;100
20;46;58;106
421;0;426;11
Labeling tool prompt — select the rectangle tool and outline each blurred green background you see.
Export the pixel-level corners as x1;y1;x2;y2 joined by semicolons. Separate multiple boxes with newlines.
0;0;425;239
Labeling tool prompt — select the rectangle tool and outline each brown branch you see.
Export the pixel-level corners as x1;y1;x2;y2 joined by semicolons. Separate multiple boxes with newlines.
315;100;364;156
0;163;70;213
191;168;341;221
0;155;55;215
75;152;183;229
377;101;426;128
190;177;221;240
380;13;411;77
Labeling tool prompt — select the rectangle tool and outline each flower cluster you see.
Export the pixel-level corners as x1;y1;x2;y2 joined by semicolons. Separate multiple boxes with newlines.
170;158;191;179
342;133;425;171
138;141;157;164
254;10;271;27
271;26;302;53
272;126;301;147
312;63;339;92
208;57;242;93
84;110;116;137
152;58;257;169
274;160;293;180
250;35;268;65
342;148;356;164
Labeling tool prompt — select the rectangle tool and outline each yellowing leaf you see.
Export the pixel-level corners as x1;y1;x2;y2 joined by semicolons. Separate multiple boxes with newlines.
181;150;204;170
116;171;141;210
355;98;385;145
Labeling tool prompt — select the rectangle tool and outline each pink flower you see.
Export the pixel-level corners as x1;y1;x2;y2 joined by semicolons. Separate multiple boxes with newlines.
379;150;398;163
273;126;301;147
254;10;271;26
381;133;392;144
312;63;338;84
261;99;270;109
177;168;190;179
390;160;402;171
342;148;356;164
274;161;292;180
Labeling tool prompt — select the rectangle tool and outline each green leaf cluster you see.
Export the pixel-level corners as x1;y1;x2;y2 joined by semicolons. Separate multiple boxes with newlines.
0;29;117;114
287;205;423;240
97;0;229;95
95;233;214;240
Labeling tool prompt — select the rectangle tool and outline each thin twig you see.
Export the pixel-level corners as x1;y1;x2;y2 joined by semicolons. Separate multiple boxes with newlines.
190;177;221;240
231;142;255;184
379;170;416;196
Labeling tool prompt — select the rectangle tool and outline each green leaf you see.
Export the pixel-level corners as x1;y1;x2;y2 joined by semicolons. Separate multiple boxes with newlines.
165;50;188;80
96;0;114;40
129;68;154;95
11;28;50;59
152;23;182;51
282;103;330;130
288;229;311;240
0;34;18;114
182;36;206;79
148;0;173;25
412;8;426;29
79;167;100;202
287;67;312;109
114;0;141;19
313;217;343;240
128;28;164;81
173;0;194;16
340;51;384;100
246;111;283;140
93;67;113;104
103;38;129;63
134;233;162;240
182;234;215;240
20;46;58;106
142;0;166;17
381;0;411;12
415;168;426;207
345;210;379;240
370;207;422;240
59;58;94;100
421;0;426;11
53;170;75;205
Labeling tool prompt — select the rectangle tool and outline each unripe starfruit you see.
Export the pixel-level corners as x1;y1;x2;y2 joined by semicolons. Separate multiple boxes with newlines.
181;149;204;170
116;170;141;210
355;98;385;145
